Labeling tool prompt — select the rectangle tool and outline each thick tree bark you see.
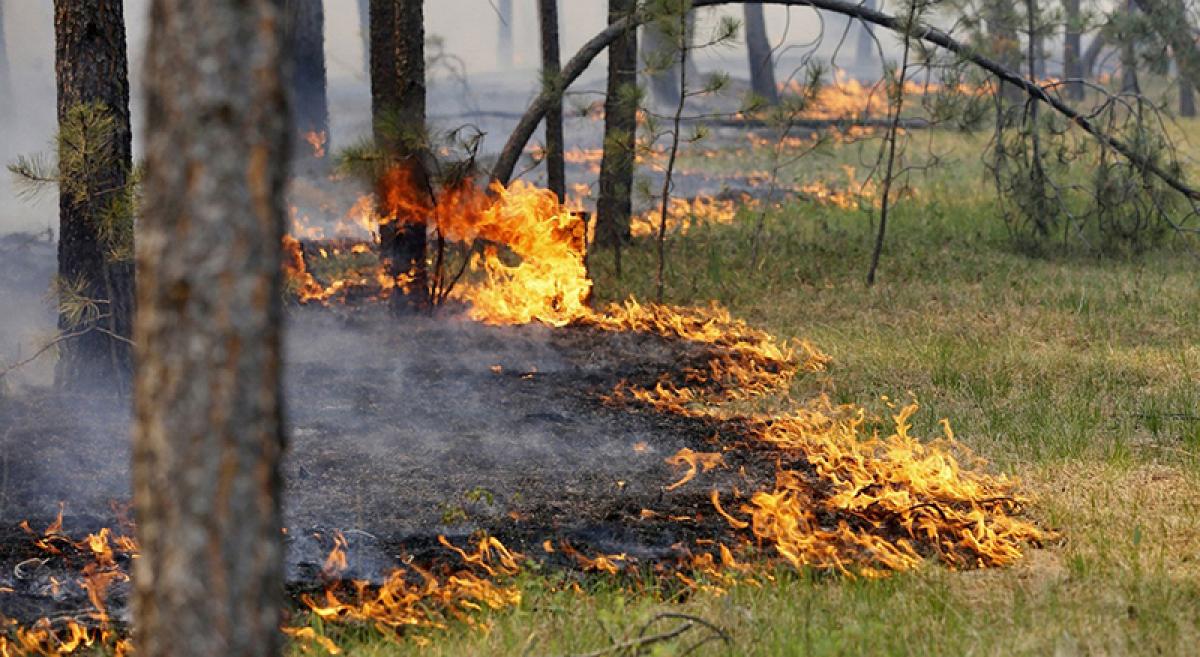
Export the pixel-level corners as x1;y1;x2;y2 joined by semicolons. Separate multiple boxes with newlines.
370;0;428;312
538;0;565;201
0;0;11;120
596;0;638;249
744;4;779;104
498;0;514;69
492;0;1200;204
134;1;289;656
1063;0;1083;100
286;0;329;168
53;0;135;393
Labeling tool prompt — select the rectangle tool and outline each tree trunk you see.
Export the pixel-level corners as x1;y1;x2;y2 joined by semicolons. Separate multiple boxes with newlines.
983;0;1023;105
53;0;135;393
492;0;1200;204
135;0;289;656
538;0;565;201
370;0;428;313
1063;0;1083;100
287;0;329;170
0;0;11;120
642;18;679;106
1180;71;1196;117
596;0;638;250
744;4;779;104
1082;32;1106;80
1132;0;1200;102
498;0;514;69
642;8;696;107
854;0;878;68
1120;1;1140;94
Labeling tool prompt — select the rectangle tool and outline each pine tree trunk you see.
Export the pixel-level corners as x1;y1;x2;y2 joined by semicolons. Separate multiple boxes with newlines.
1063;0;1083;100
286;0;329;170
538;0;565;201
498;0;513;70
53;0;134;393
0;0;12;120
596;0;638;249
134;1;289;656
370;0;428;313
744;4;779;104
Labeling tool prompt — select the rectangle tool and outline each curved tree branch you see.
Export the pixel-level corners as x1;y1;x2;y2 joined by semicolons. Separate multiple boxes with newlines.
490;0;1200;203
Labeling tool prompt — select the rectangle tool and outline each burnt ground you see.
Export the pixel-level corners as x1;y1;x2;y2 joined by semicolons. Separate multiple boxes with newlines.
0;299;781;625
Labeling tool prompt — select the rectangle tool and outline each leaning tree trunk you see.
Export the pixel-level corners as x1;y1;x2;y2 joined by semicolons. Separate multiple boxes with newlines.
539;0;565;201
744;3;779;104
596;0;638;251
53;0;135;393
134;0;290;656
1063;0;1083;100
498;0;514;69
0;0;11;120
371;0;428;313
287;0;329;170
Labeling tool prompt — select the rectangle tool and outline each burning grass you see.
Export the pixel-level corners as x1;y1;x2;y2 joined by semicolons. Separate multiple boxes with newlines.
1;175;1048;655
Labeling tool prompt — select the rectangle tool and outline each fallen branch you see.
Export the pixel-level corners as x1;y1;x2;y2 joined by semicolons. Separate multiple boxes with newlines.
490;0;1200;205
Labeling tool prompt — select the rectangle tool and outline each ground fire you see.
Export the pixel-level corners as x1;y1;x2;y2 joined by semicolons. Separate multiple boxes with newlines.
0;171;1045;655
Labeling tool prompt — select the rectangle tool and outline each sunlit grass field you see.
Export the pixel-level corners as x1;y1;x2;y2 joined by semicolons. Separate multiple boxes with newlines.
287;126;1200;656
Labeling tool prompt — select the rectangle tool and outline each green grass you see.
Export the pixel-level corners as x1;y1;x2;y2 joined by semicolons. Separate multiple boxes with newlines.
286;130;1200;656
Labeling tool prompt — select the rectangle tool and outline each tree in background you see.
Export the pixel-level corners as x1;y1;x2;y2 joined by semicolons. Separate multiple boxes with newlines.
641;4;699;107
743;4;779;105
286;0;329;170
134;0;290;654
498;0;514;70
1063;0;1084;100
1119;0;1142;93
538;0;565;201
855;0;879;68
596;0;639;261
0;0;11;120
370;0;428;313
1132;0;1200;116
51;0;135;393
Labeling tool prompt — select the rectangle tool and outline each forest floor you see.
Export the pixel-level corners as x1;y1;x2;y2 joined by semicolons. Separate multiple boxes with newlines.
295;126;1200;656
